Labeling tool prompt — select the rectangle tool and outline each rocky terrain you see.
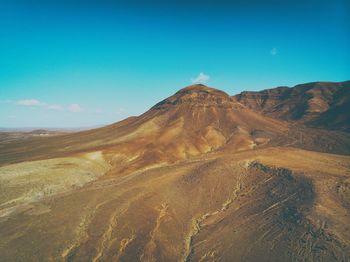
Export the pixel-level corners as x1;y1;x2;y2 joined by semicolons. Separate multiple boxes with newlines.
0;81;349;261
233;81;350;131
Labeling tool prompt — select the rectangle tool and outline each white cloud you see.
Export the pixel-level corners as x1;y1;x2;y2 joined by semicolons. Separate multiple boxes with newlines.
191;72;210;84
270;48;278;56
68;103;82;113
48;104;64;111
15;99;86;113
16;99;43;106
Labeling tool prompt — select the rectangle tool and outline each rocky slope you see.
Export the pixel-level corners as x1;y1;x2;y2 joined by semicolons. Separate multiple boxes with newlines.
233;81;350;131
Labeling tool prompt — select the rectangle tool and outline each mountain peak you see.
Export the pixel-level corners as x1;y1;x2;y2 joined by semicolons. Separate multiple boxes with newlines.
151;84;231;110
175;84;229;96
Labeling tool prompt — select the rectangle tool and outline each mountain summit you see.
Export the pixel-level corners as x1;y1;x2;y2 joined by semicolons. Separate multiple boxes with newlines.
151;84;233;110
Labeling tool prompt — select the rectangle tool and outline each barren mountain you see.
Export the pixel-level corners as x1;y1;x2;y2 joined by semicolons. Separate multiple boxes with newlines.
0;82;350;262
1;84;349;167
233;81;350;131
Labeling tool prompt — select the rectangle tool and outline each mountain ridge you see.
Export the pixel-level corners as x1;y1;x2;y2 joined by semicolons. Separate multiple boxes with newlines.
233;80;350;131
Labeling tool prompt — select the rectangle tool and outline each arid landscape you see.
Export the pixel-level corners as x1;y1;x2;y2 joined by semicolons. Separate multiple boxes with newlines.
0;81;350;261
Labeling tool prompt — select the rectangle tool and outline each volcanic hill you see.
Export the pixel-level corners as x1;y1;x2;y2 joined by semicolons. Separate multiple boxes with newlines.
0;81;350;261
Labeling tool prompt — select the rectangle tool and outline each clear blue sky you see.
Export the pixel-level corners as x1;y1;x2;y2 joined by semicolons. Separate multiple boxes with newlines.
0;0;349;128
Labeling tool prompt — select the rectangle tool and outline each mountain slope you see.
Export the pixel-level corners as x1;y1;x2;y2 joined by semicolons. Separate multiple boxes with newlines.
233;80;350;131
0;82;350;262
0;84;289;167
1;83;350;169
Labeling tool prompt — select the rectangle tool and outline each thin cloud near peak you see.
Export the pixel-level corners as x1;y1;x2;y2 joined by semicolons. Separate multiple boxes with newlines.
191;72;210;84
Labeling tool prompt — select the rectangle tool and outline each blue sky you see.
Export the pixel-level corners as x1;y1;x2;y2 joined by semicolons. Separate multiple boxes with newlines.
0;0;349;128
